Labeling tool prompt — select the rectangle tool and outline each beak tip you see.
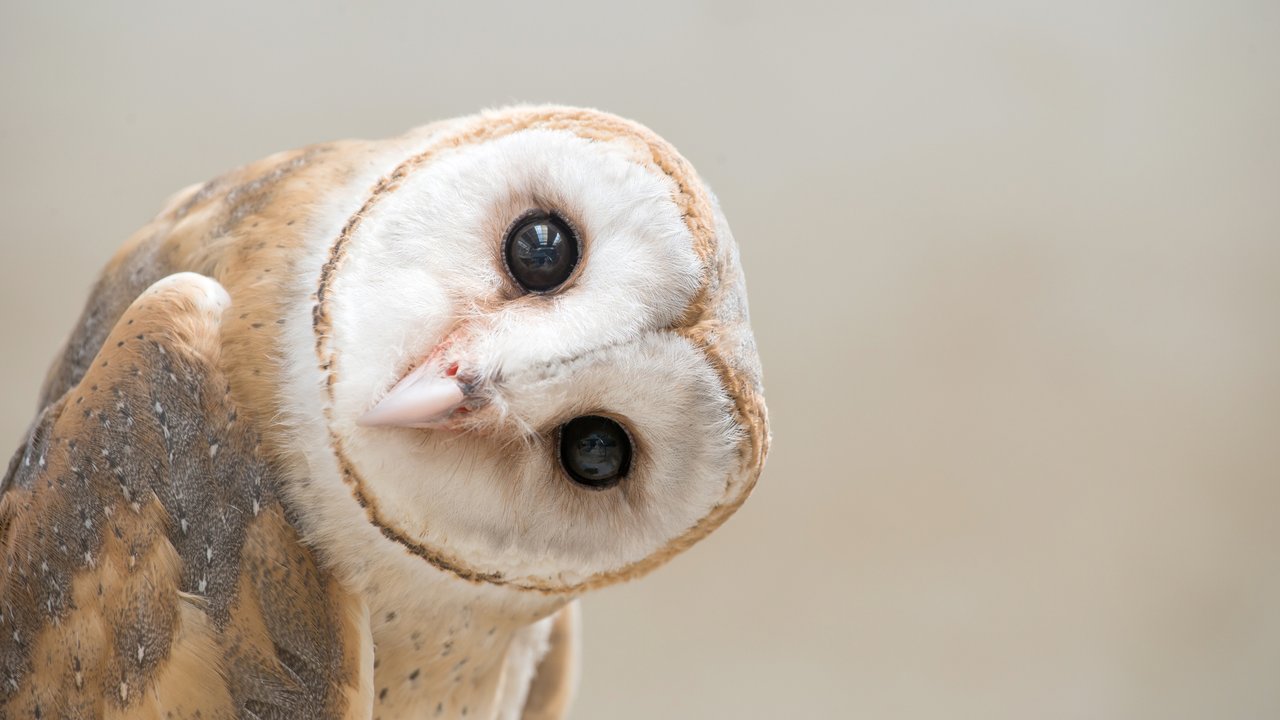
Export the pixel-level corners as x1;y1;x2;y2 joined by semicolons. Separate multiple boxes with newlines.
356;375;467;429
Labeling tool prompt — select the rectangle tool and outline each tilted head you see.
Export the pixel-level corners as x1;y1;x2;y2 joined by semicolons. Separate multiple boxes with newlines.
266;107;769;597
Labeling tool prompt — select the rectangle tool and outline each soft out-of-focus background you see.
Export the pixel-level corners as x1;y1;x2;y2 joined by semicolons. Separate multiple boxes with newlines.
3;2;1279;718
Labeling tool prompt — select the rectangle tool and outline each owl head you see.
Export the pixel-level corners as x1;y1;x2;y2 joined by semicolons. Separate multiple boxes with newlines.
274;107;768;598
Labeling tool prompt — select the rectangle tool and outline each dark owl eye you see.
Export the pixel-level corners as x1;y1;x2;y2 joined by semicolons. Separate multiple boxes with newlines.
559;415;632;489
503;214;580;293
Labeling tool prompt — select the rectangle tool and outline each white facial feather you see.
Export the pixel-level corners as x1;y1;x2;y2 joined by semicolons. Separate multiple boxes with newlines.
275;109;761;606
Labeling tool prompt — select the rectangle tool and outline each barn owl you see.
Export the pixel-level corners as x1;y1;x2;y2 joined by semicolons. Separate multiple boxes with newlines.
0;106;769;719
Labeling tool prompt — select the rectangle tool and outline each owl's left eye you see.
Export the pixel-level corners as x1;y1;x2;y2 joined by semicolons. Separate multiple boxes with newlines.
504;214;580;293
559;416;632;489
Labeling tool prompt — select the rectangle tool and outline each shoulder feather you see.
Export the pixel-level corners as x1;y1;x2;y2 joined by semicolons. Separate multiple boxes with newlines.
1;273;368;718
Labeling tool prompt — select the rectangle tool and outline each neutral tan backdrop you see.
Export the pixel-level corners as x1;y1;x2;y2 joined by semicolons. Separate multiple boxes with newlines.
3;2;1279;718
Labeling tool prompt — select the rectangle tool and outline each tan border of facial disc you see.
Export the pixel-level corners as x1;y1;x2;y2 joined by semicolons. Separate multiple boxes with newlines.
313;107;769;594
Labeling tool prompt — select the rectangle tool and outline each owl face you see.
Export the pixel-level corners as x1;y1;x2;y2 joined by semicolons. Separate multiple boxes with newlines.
295;109;766;594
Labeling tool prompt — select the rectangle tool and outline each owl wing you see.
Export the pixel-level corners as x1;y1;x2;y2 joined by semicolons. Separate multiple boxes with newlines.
0;273;369;719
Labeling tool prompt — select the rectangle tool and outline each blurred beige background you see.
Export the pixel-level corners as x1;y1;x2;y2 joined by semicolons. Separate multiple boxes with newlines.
3;1;1280;718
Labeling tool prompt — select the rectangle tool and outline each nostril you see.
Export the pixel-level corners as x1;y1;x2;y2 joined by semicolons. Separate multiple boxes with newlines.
445;362;459;378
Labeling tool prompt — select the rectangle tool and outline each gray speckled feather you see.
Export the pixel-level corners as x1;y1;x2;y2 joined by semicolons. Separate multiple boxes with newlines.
0;274;364;719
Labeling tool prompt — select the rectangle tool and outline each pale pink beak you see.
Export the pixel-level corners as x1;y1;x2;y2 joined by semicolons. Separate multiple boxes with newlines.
357;363;467;428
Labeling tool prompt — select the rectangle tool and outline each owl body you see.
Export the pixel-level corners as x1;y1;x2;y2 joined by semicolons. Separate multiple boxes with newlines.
0;107;768;719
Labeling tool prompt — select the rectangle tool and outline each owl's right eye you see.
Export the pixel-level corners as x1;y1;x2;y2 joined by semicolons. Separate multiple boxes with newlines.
503;213;580;293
